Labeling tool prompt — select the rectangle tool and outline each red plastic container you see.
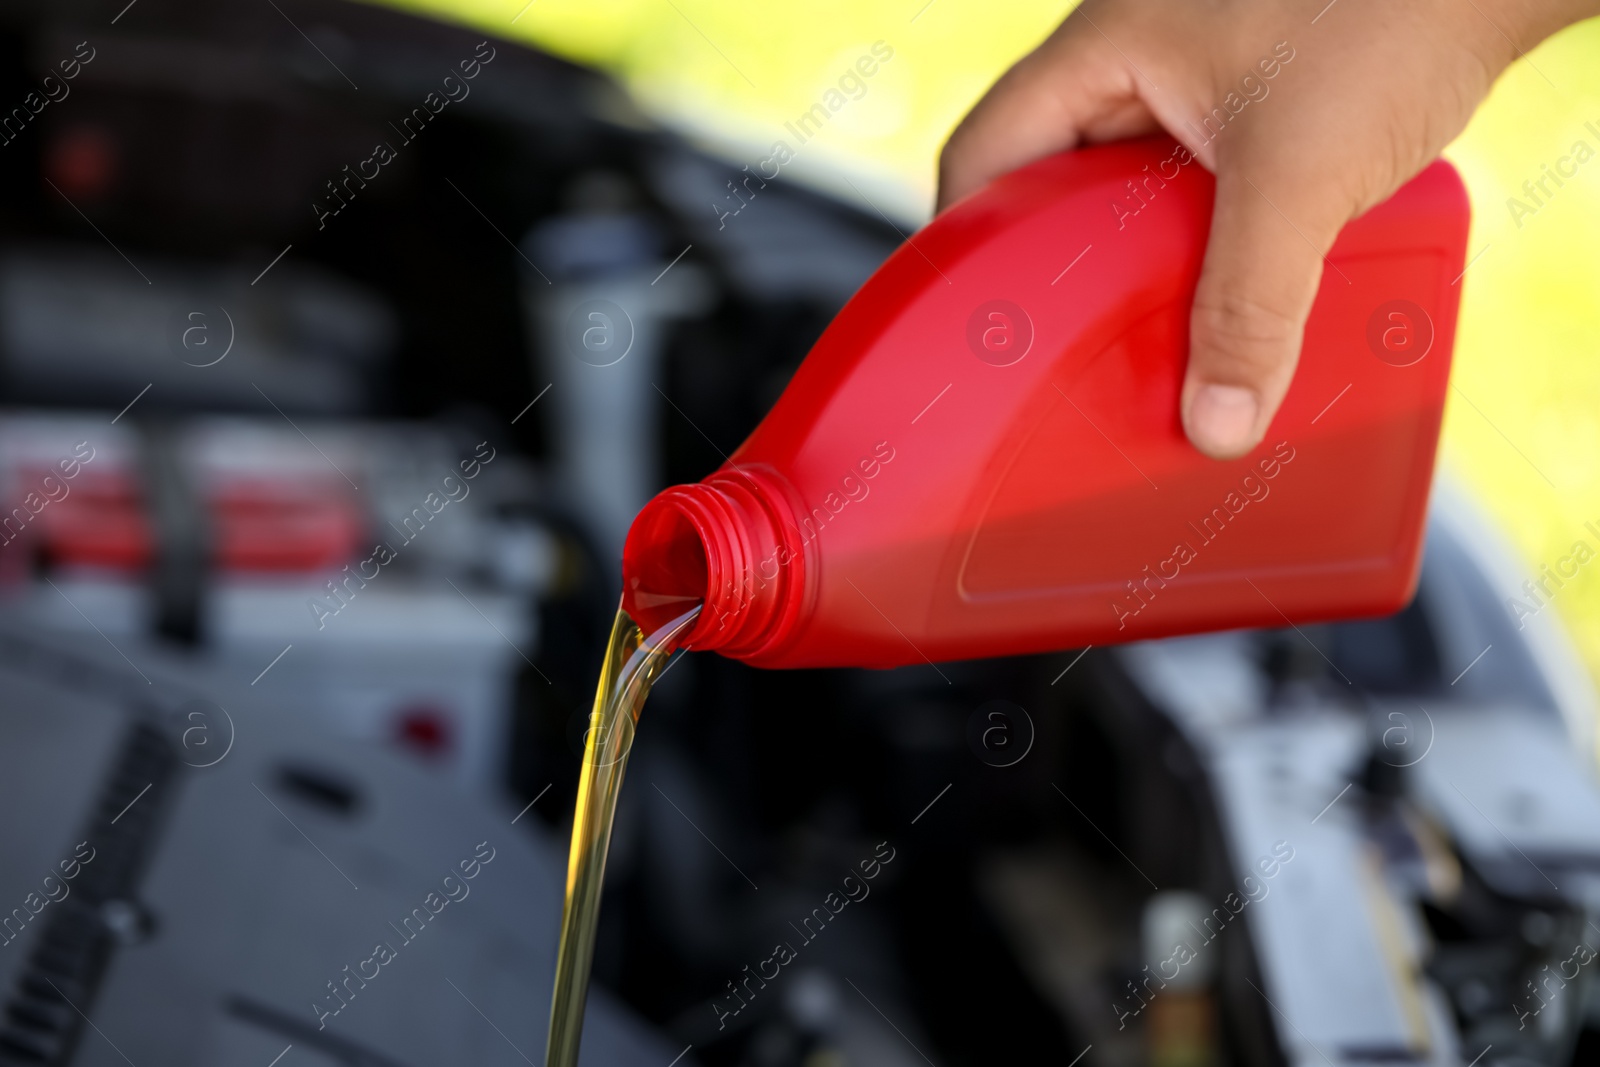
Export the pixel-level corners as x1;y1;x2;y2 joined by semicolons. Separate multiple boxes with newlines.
624;137;1469;668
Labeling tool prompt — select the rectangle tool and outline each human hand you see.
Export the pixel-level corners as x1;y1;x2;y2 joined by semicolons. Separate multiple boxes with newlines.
938;0;1597;458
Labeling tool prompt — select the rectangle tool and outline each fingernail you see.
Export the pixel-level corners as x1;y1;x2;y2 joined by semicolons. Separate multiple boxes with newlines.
1186;384;1260;457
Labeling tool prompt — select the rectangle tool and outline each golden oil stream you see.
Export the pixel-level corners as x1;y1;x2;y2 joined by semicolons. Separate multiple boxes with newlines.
544;603;700;1067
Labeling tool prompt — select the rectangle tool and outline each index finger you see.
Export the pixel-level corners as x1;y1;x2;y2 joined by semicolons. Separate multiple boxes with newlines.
936;18;1161;212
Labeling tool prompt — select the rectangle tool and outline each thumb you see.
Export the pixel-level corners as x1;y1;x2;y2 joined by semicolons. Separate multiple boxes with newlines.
1182;167;1350;459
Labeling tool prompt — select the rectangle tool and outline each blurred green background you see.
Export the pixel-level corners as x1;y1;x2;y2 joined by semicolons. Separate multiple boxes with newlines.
378;0;1600;697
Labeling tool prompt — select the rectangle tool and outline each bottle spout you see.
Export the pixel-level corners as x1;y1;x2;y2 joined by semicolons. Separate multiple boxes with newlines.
622;470;806;658
622;496;710;631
